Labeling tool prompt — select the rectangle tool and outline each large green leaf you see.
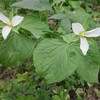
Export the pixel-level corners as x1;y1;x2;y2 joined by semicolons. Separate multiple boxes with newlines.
0;32;35;66
77;63;99;83
20;15;49;38
11;0;53;11
77;39;100;83
33;38;80;83
33;34;100;84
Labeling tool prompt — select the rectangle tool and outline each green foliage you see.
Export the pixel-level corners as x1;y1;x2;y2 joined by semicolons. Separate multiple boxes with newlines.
34;37;79;83
11;0;53;11
66;7;91;24
0;0;100;99
77;40;100;83
49;14;71;33
20;15;49;38
0;32;35;66
34;34;100;83
0;79;12;92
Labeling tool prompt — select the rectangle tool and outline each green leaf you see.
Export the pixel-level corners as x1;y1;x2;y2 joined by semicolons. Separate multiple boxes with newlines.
69;1;81;8
34;34;100;84
20;15;49;38
0;80;12;92
33;37;80;83
0;32;35;66
11;0;53;11
87;39;100;65
61;34;79;43
52;95;61;100
16;72;28;82
66;7;91;24
49;14;66;19
83;17;91;30
61;18;71;33
49;14;71;33
77;63;99;83
77;39;100;83
16;95;35;100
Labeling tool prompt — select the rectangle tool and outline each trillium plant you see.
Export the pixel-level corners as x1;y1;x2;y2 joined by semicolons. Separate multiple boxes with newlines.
0;12;24;39
0;9;100;84
72;23;100;55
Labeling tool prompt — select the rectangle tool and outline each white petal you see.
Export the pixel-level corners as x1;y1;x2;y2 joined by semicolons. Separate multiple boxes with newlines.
0;12;10;24
80;37;89;55
86;28;100;37
72;23;84;35
12;16;24;27
2;26;11;39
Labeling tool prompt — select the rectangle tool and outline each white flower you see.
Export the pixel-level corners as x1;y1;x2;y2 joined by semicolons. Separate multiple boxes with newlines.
72;23;100;55
0;12;24;39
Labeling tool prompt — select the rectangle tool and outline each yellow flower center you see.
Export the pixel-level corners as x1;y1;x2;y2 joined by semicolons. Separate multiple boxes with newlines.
8;21;13;27
80;31;86;37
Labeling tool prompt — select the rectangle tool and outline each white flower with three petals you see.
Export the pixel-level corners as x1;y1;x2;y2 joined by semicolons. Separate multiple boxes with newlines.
0;12;24;39
72;23;100;55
